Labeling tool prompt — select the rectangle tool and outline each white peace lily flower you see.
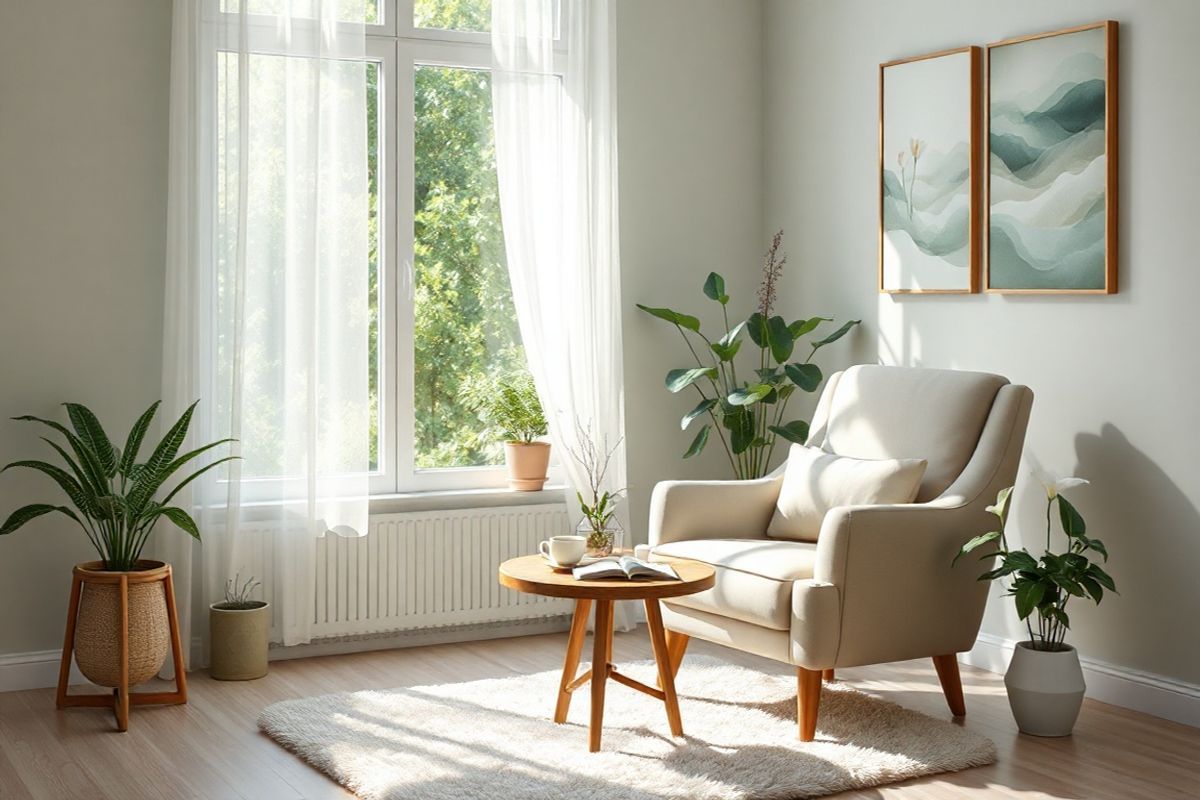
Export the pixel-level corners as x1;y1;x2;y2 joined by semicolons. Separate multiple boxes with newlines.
1026;455;1089;499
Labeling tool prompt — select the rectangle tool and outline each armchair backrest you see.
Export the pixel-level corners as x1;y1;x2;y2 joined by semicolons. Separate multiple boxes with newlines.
809;365;1009;502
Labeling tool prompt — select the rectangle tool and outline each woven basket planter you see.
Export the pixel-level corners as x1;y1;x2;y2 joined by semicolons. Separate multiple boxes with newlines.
57;560;187;731
75;563;171;687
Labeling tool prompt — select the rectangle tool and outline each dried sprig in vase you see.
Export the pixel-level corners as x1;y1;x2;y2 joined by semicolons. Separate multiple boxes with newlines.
567;422;625;557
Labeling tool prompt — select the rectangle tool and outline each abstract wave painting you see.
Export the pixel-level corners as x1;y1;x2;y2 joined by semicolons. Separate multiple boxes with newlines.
987;22;1118;293
880;47;980;293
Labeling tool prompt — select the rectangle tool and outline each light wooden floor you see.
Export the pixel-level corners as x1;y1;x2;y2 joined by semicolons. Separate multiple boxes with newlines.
1;628;1197;799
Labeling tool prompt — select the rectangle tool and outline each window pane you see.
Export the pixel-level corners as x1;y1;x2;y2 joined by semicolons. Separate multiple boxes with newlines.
413;65;524;469
413;0;491;33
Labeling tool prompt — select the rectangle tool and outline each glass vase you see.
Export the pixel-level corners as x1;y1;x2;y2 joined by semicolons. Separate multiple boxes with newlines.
577;517;624;558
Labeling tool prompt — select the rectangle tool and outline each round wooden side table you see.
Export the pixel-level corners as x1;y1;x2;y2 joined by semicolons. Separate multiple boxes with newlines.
498;553;715;752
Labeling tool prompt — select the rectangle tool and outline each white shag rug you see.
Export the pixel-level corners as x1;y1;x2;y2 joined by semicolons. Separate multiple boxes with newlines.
258;657;996;800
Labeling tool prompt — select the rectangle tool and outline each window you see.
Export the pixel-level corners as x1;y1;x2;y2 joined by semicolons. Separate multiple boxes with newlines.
212;0;563;495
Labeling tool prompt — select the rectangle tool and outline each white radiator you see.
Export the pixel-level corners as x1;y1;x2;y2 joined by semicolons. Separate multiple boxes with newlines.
239;504;575;642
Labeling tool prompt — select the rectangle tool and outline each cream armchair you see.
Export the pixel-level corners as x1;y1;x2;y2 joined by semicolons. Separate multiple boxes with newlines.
648;365;1033;740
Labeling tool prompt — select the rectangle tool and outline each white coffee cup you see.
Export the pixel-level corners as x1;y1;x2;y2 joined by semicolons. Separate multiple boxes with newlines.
540;535;587;566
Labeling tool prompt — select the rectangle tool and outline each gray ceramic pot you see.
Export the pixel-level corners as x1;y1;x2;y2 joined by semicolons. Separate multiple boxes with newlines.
1005;641;1085;736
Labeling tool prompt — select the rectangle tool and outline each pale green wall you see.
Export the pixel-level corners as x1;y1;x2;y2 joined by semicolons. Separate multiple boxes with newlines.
0;1;173;655
765;0;1200;684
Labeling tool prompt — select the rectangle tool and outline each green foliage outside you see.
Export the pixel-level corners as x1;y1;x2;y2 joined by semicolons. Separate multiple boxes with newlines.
414;0;491;32
411;63;525;469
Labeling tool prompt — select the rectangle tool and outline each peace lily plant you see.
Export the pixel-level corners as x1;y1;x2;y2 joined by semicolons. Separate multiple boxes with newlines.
956;463;1117;736
956;469;1115;651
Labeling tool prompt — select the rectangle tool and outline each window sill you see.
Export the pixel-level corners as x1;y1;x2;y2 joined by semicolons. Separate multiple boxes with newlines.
368;484;569;515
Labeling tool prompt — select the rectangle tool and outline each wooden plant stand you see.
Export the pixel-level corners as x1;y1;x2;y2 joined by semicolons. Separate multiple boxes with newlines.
56;561;188;732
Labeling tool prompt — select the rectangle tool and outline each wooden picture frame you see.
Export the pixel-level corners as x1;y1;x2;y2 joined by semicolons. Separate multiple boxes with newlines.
985;21;1118;294
878;46;982;294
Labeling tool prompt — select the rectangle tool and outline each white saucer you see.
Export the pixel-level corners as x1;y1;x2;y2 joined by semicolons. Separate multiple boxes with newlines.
541;553;615;571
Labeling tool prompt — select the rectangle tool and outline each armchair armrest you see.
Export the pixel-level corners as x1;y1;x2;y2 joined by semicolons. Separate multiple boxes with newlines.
813;501;994;667
648;476;782;547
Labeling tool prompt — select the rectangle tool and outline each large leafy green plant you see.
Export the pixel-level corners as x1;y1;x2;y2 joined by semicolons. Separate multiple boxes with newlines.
637;232;859;479
0;401;236;571
956;476;1116;652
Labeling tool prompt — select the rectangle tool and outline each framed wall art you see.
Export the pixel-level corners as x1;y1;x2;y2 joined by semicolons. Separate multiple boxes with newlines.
879;46;981;294
986;21;1118;294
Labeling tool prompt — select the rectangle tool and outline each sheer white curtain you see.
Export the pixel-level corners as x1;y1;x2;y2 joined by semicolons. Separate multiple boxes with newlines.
491;0;633;630
159;0;372;664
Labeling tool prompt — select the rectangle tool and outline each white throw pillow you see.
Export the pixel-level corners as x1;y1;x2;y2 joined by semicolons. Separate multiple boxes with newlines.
766;444;928;542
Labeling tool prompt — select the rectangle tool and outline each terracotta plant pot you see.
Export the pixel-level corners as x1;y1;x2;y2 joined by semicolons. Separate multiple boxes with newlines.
210;601;271;681
504;441;550;491
73;560;171;688
1005;641;1086;737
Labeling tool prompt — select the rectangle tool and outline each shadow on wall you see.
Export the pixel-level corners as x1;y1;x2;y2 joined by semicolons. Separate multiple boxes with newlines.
1072;423;1200;678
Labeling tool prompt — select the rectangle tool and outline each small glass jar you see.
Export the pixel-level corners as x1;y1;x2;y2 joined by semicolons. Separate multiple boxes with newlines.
577;517;625;557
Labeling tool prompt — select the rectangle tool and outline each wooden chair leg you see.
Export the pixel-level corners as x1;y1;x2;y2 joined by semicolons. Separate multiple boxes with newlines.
932;653;966;717
797;667;821;742
55;574;83;709
822;668;835;682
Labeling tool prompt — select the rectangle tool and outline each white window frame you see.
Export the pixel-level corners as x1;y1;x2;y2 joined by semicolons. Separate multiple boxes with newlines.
209;0;566;499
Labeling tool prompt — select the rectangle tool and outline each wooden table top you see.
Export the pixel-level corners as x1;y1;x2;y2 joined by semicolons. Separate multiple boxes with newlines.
498;553;715;601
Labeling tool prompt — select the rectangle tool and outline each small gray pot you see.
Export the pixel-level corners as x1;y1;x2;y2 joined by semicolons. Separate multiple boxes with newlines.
1004;641;1085;737
209;601;270;681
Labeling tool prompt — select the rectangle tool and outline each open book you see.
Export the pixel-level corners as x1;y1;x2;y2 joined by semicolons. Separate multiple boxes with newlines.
572;556;680;581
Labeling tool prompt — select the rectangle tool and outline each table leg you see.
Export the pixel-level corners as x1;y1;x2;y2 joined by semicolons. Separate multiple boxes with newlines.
589;599;613;752
644;598;683;736
555;599;592;723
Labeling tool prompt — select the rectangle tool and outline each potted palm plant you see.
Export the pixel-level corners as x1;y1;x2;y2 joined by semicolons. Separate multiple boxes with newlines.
467;372;550;491
956;469;1116;737
0;400;235;701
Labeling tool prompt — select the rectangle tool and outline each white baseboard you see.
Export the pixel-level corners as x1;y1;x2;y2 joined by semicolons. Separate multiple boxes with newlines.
0;650;86;693
961;632;1200;729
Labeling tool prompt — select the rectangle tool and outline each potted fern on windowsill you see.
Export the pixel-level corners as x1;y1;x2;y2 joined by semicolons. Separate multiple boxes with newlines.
467;372;550;491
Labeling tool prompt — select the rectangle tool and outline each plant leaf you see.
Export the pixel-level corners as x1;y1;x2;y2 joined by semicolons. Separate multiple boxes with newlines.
719;320;746;348
158;506;201;541
64;403;117;477
636;304;701;333
746;313;769;348
683;425;710;458
160;455;241;507
13;415;108;493
811;319;861;350
728;384;773;406
702;273;729;305
120;400;160;476
789;317;830;339
665;367;717;393
954;530;1001;564
681;398;718;430
0;504;76;536
765;316;794;363
768;420;810;445
784;362;823;392
710;339;742;362
1015;580;1046;620
1058;495;1086;538
1080;576;1104;604
128;401;199;511
1087;563;1116;592
0;460;95;519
